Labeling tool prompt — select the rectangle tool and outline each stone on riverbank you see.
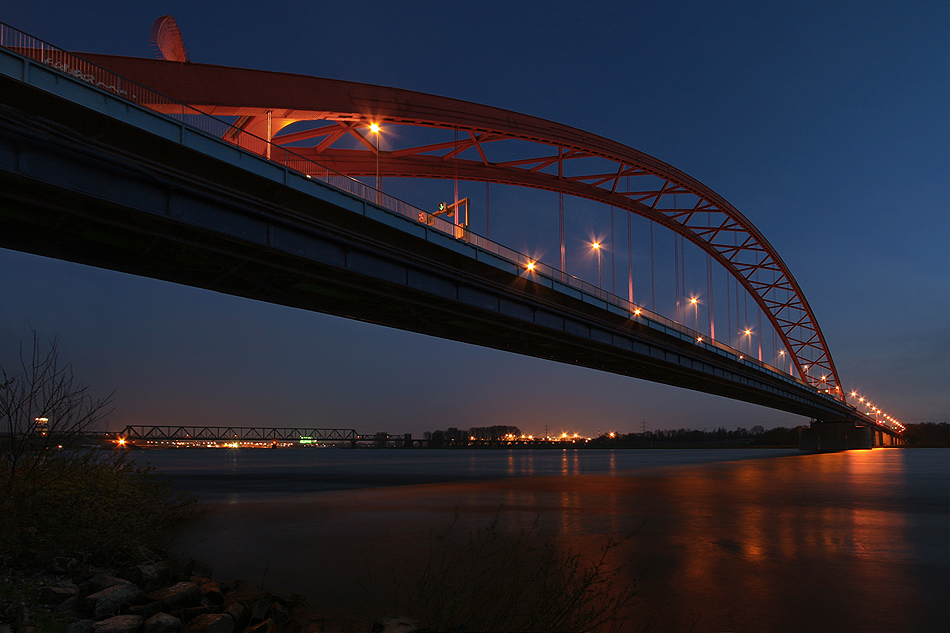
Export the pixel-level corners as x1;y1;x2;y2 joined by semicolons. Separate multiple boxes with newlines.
199;581;224;606
143;613;182;633
143;582;202;610
87;583;145;619
40;583;79;606
91;615;144;633
222;601;248;629
80;576;133;598
7;557;326;633
183;613;233;633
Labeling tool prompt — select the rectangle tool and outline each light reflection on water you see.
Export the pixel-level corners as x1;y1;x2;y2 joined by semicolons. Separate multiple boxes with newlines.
143;448;948;633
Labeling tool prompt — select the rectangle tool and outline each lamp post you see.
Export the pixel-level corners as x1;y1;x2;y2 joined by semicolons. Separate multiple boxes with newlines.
592;242;602;288
690;297;699;331
743;328;752;356
370;123;380;203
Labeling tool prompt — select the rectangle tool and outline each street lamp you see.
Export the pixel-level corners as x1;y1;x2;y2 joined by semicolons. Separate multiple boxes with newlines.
591;242;602;287
779;350;786;374
369;122;381;203
743;328;752;355
690;297;699;330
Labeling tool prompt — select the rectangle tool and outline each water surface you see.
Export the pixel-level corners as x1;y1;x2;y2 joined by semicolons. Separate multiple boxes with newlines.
135;448;949;632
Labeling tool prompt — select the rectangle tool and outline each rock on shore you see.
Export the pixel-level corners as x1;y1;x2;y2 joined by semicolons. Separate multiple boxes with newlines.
2;555;434;633
3;557;320;633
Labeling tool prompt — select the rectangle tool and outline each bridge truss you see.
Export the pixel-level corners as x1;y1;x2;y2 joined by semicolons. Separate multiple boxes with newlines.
118;425;358;443
69;52;843;400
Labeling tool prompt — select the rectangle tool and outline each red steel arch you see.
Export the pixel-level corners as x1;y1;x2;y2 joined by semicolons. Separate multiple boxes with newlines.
77;53;843;399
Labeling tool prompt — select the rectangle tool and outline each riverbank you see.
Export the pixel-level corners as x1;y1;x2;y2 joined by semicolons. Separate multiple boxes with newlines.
0;554;322;633
2;527;632;633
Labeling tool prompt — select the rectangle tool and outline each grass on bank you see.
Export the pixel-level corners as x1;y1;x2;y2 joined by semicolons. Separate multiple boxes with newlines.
0;450;196;569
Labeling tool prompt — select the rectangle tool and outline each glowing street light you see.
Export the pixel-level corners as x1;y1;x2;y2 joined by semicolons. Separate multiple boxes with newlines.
369;122;381;203
690;297;699;330
591;241;602;287
743;328;752;355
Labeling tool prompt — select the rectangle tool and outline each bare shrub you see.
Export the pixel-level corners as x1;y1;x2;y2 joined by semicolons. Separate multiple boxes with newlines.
392;513;638;633
0;333;194;567
1;332;111;497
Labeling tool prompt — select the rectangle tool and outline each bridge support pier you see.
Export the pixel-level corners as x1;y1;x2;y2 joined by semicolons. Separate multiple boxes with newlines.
799;421;873;452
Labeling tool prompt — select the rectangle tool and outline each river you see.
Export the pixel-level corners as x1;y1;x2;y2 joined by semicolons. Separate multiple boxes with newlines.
133;447;949;632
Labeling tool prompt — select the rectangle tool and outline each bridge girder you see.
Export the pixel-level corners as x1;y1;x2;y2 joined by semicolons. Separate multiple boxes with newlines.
72;53;843;400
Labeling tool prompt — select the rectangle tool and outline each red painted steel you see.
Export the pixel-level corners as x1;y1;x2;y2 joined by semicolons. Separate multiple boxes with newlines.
148;16;189;63
72;53;844;399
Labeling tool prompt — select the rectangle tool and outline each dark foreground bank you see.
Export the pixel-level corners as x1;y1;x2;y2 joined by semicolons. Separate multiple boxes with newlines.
0;555;440;633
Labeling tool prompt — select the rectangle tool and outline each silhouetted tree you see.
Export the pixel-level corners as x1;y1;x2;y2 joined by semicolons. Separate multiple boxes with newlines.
1;332;112;503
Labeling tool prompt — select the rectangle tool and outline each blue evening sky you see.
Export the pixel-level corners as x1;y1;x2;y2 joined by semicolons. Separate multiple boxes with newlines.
1;1;947;436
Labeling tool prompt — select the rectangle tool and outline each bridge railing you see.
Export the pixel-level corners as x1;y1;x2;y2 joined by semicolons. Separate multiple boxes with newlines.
1;22;842;409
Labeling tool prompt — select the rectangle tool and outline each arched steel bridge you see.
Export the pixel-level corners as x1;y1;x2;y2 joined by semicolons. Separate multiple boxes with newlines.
72;52;841;398
0;21;902;437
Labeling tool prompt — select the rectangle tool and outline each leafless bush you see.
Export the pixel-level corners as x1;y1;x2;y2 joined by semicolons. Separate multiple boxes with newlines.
0;333;193;567
1;332;112;500
392;513;638;633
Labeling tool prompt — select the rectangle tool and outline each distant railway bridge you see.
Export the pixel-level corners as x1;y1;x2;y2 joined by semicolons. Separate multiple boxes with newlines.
111;425;417;447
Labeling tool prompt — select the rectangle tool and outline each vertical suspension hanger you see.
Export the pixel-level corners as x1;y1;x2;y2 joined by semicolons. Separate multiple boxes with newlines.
610;206;616;295
650;221;656;313
453;129;459;212
559;146;565;276
627;175;633;305
707;209;715;341
485;181;490;240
